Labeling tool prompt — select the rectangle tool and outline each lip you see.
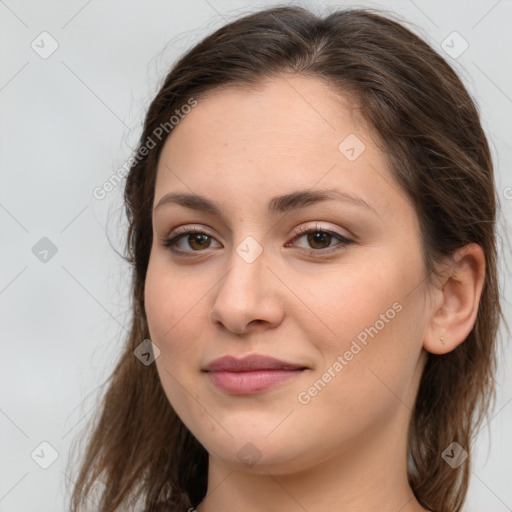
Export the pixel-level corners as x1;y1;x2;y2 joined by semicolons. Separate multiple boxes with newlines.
204;354;306;372
203;355;308;395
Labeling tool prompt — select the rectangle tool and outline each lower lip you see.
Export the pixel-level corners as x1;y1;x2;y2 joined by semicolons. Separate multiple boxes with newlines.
207;369;304;394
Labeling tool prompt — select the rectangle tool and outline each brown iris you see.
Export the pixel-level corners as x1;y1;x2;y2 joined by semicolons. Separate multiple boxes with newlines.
306;231;332;249
187;234;211;250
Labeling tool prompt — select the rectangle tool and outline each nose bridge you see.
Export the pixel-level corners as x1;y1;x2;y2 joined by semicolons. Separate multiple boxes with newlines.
209;237;283;333
216;241;266;307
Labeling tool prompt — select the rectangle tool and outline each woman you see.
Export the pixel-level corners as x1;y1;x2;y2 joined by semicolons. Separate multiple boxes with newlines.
69;5;503;512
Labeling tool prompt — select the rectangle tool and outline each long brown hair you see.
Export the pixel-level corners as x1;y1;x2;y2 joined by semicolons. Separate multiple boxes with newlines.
68;6;505;512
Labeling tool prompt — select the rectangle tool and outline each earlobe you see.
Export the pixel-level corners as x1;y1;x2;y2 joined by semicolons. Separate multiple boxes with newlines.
423;243;485;355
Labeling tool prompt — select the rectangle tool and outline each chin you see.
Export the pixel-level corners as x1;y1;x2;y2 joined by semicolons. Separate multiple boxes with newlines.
185;416;325;475
207;436;313;474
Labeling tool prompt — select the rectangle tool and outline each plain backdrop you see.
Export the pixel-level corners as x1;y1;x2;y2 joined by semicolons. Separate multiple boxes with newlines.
1;1;511;511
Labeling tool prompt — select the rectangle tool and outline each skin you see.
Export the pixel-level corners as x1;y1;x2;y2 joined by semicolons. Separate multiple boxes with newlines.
144;75;485;512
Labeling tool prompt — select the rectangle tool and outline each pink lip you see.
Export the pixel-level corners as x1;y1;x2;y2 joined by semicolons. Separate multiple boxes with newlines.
203;355;307;395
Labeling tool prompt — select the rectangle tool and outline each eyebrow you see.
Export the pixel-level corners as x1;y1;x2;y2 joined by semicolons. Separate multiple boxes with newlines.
153;188;378;217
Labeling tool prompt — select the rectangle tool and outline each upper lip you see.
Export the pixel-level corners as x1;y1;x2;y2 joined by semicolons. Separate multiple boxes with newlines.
203;354;307;372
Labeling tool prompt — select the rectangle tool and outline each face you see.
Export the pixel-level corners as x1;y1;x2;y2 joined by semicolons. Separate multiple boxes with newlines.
144;75;431;475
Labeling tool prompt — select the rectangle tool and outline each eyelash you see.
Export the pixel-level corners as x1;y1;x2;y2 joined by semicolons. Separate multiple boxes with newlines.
161;224;353;257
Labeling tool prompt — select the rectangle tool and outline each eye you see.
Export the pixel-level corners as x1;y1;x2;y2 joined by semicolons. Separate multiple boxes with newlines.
286;224;353;254
161;223;353;257
161;226;221;255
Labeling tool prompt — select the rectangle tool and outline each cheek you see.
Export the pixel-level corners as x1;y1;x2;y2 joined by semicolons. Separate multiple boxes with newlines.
144;257;209;428
301;256;424;397
299;260;405;344
144;255;207;368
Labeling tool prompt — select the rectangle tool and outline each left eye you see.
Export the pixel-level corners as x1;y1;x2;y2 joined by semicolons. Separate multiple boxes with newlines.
287;226;353;252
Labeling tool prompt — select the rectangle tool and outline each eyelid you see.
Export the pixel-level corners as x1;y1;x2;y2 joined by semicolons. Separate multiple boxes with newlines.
172;224;214;237
291;223;351;241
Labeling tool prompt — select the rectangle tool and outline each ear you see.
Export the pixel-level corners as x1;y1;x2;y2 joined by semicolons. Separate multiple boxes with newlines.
423;243;486;355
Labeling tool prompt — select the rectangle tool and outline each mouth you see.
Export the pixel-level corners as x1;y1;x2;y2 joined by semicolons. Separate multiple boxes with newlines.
202;354;308;395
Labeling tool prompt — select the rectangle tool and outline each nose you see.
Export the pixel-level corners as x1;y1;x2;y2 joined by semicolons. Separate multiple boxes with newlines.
209;247;285;335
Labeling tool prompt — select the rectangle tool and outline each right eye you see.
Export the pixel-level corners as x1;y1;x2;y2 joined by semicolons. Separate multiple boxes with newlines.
161;226;222;256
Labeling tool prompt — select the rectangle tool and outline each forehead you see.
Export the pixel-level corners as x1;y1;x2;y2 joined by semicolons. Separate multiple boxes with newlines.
163;75;364;157
154;75;411;222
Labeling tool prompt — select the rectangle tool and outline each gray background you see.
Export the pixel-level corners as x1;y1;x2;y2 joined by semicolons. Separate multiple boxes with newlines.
1;1;511;510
